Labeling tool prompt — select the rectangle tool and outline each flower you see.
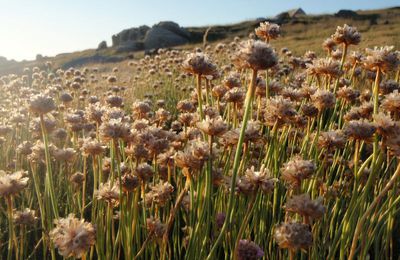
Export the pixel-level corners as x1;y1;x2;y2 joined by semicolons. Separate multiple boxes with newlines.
363;46;399;73
113;174;132;194
29;94;56;115
322;38;336;53
275;222;313;250
331;24;361;46
264;96;297;127
232;40;278;71
182;53;217;76
311;89;336;111
381;91;400;114
344;119;376;142
285;194;325;221
236;239;264;260
306;58;342;78
0;170;29;197
50;214;96;259
146;217;166;239
318;130;347;151
281;157;315;188
95;181;120;206
99;118;130;141
146;182;174;207
81;137;105;157
237;165;277;195
255;21;280;42
13;208;38;226
196;116;228;136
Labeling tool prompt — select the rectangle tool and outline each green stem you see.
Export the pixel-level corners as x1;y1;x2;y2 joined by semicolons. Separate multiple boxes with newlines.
349;162;400;260
206;69;257;260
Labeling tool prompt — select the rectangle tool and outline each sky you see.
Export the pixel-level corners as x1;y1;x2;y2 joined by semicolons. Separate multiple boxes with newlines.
0;0;398;61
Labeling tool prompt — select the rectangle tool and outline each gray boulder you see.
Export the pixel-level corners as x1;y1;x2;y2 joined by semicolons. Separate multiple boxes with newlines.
144;21;190;50
98;41;108;50
335;10;359;18
112;25;150;46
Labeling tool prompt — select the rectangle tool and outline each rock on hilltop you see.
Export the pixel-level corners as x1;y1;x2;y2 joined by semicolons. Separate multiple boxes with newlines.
110;21;190;52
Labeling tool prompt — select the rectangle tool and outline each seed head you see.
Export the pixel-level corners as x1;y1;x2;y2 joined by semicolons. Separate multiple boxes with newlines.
275;222;313;250
281;157;315;188
13;208;38;226
255;21;280;42
50;214;96;259
236;239;264;260
285;194;325;221
0;170;29;197
196;116;228;136
363;46;399;73
311;89;336;111
344;119;376;142
182;53;217;76
29;94;56;115
232;40;278;71
331;24;361;46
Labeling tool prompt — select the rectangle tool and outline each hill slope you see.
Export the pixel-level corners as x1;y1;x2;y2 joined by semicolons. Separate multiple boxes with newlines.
0;7;399;76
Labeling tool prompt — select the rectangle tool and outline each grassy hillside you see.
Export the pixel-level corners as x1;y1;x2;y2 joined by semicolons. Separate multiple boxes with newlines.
0;6;399;76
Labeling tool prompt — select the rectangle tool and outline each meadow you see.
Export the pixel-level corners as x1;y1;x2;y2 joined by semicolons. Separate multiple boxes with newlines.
0;20;400;260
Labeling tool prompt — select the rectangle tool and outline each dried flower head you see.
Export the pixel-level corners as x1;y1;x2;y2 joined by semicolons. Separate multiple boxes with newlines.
344;119;376;142
322;38;336;53
196;116;228;136
29;94;56;115
311;89;336;111
379;80;399;95
95;181;120;206
146;217;166;239
232;40;278;71
363;46;399;73
381;91;400;114
237;165;277;195
81;137;105;157
99;118;130;141
281;157;315;188
264;96;297;127
121;174;139;192
223;72;242;89
275;222;313;250
307;58;343;78
336;86;360;103
0;170;29;197
373;113;397;138
13;208;38;226
50;214;96;259
255;21;280;42
318;130;346;151
331;24;361;46
182;53;217;76
146;182;174;207
236;239;264;260
285;194;325;221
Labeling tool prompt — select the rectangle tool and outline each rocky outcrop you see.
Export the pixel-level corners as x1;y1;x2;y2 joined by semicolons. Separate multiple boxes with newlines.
335;10;359;18
111;25;150;47
144;22;190;50
111;21;190;52
97;41;108;50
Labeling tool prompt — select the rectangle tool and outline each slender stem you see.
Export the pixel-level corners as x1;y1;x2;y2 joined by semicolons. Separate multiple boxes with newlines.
349;162;400;260
7;197;14;260
197;74;204;121
207;69;257;260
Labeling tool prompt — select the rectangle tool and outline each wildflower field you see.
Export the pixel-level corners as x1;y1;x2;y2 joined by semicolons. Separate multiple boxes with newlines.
0;21;400;260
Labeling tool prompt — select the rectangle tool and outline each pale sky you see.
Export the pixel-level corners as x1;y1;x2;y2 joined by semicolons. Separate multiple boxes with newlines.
0;0;398;61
